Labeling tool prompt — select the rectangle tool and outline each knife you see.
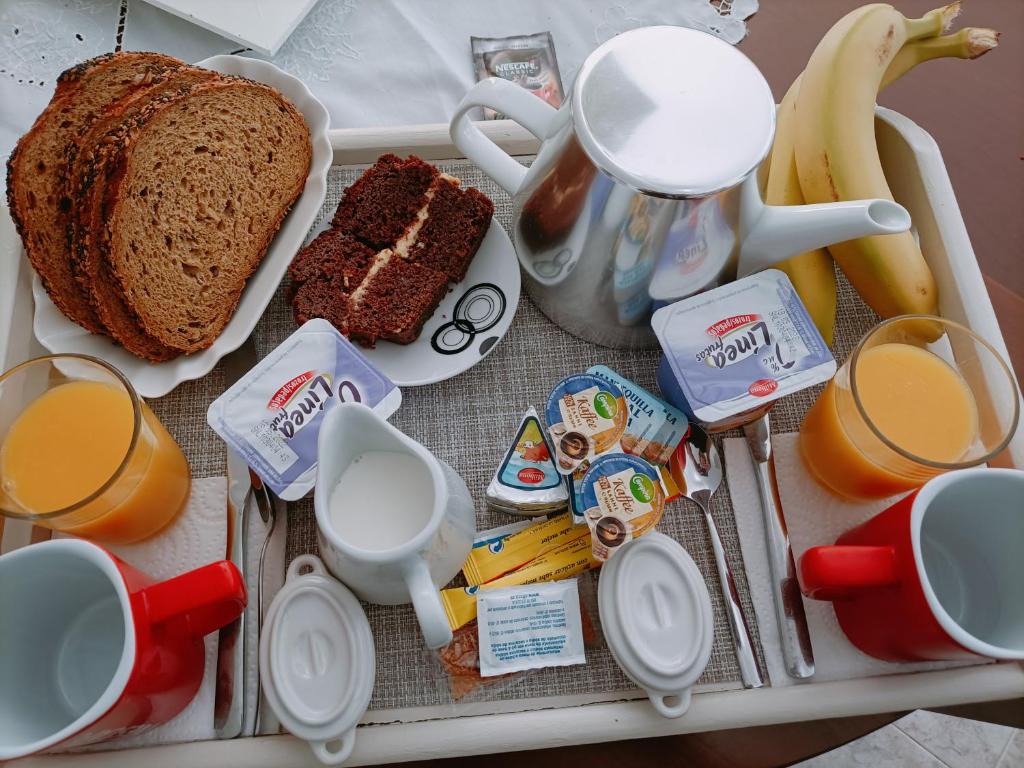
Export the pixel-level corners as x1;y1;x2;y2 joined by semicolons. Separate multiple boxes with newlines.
213;340;261;738
742;413;815;679
214;448;251;738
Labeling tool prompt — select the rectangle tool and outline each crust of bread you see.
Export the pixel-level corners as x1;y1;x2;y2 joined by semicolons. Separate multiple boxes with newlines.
5;52;183;333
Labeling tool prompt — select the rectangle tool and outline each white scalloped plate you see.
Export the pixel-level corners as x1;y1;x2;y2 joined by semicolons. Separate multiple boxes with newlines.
32;55;332;398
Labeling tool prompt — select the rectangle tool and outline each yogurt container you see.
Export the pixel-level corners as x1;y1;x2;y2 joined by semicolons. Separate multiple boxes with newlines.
651;270;835;431
207;319;401;500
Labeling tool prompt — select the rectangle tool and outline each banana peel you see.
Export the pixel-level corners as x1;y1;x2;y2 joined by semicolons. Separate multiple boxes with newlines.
766;79;837;345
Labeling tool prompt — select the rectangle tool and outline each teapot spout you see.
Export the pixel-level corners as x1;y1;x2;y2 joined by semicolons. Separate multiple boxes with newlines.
738;198;911;277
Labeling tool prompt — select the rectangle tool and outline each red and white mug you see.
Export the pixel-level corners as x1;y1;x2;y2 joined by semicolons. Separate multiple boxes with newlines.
799;468;1024;662
0;538;246;760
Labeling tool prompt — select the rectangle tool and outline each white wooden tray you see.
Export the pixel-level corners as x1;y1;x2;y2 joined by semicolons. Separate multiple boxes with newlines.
2;111;1022;767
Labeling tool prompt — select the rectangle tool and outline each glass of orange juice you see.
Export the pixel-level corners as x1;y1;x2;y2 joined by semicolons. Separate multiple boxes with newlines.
800;316;1019;500
0;354;191;543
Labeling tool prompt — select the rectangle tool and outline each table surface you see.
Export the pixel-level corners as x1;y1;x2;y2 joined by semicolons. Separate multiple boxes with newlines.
400;1;1023;765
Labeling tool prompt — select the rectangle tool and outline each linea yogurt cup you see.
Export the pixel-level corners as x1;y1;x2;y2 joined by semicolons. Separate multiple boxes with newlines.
651;270;836;432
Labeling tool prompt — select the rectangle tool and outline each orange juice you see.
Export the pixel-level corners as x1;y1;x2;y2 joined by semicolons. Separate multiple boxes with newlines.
0;380;190;542
800;343;978;499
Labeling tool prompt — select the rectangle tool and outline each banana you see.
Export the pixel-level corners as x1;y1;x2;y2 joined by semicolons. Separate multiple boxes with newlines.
767;80;838;344
882;26;999;88
793;3;961;320
769;23;997;343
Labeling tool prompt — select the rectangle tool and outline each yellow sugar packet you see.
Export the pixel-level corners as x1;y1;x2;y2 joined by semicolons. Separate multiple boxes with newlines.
444;536;600;630
461;512;590;586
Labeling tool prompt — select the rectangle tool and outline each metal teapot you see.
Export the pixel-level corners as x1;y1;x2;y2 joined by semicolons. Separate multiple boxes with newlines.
450;26;910;348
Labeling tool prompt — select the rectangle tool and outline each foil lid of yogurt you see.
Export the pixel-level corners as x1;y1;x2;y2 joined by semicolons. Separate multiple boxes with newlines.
651;270;835;428
207;319;401;500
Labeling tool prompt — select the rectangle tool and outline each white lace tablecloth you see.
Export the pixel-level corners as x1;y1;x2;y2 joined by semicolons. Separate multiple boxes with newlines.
0;0;757;191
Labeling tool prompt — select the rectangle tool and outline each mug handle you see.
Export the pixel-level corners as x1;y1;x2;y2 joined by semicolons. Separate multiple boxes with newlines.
404;557;453;649
143;561;247;637
799;545;899;601
449;77;559;195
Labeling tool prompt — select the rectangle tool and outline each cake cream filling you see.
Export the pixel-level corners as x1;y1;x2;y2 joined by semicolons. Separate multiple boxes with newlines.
393;173;457;258
346;173;459;312
348;249;395;308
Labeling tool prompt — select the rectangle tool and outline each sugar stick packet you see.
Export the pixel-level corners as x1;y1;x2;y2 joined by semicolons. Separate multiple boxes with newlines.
462;512;588;587
443;536;600;631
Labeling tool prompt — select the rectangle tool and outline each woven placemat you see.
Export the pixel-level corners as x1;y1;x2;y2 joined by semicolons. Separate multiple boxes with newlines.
153;157;882;716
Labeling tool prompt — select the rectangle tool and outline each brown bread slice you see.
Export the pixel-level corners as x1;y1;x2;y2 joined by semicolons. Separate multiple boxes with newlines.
102;80;312;353
5;52;183;333
69;67;223;361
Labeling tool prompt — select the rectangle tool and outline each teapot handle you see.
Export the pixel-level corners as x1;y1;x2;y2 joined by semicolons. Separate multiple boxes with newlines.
450;77;558;195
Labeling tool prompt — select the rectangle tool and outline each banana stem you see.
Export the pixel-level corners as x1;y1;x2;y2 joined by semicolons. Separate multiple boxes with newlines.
905;1;962;42
882;27;1001;89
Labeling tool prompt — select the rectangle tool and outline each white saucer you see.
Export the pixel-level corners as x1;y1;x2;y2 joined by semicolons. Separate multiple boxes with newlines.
357;220;521;387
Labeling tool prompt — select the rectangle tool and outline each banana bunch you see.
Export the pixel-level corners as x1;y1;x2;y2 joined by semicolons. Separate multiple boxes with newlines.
767;3;998;343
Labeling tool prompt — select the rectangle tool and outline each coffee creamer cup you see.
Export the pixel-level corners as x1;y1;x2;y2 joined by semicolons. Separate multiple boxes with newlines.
580;453;665;562
545;374;627;475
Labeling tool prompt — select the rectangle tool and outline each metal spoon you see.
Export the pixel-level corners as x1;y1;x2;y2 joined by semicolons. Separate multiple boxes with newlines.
250;471;283;736
679;424;764;689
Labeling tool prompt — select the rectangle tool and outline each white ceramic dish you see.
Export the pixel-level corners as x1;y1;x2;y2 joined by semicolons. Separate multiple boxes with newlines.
598;532;715;719
31;55;332;398
356;220;521;387
260;555;375;766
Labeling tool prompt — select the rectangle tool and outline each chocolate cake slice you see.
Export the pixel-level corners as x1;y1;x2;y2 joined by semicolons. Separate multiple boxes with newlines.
331;154;436;249
291;153;494;347
288;229;375;328
408;177;494;282
346;251;451;346
289;228;375;288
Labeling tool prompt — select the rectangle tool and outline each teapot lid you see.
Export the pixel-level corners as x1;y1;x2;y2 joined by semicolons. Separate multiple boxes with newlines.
572;25;775;199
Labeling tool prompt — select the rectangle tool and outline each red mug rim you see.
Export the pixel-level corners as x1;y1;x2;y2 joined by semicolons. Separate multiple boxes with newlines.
909;467;1024;660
